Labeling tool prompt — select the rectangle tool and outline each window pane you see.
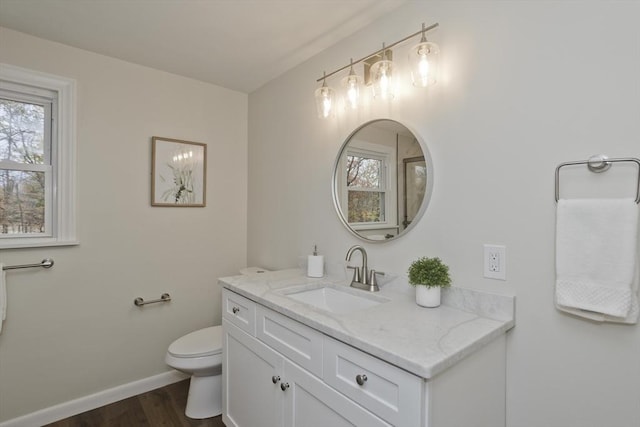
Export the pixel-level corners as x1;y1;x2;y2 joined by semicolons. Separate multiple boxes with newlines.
346;155;381;189
0;99;45;164
0;169;45;235
348;191;385;223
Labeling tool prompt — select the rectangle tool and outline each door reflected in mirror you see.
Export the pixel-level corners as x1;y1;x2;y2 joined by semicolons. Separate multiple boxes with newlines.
332;119;433;242
403;156;426;228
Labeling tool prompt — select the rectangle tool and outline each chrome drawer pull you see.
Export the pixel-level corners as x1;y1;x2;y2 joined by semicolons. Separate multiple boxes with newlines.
280;382;290;391
232;306;240;314
356;374;368;386
272;375;280;384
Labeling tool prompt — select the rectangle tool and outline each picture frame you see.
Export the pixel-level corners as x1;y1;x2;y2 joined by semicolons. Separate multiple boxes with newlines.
151;136;207;207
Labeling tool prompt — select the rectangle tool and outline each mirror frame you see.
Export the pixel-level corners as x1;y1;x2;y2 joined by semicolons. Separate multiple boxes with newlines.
331;119;434;243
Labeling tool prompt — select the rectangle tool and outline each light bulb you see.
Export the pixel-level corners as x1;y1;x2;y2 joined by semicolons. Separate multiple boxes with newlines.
341;59;362;110
345;75;360;109
321;90;332;117
370;45;395;100
314;74;335;119
371;58;394;100
410;40;440;88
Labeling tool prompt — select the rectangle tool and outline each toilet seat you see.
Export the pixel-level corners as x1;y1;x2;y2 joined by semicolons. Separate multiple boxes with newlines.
168;326;222;358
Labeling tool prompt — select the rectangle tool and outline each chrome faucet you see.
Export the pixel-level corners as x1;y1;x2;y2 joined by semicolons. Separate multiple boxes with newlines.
345;245;382;292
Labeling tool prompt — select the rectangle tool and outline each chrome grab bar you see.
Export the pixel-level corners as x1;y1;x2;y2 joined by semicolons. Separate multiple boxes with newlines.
134;293;171;307
2;258;54;271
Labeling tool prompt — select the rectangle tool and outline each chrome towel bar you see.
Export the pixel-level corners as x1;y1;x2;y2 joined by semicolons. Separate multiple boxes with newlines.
2;258;54;271
555;155;640;203
134;293;171;307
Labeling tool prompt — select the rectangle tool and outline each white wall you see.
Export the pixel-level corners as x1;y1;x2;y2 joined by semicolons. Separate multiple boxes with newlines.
0;28;247;421
248;2;640;426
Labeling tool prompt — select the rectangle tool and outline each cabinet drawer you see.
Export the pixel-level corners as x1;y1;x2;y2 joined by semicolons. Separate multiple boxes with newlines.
222;289;256;336
256;305;324;377
323;336;422;427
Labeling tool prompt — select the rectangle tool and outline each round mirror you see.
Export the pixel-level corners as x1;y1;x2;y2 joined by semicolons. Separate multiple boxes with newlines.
332;119;433;242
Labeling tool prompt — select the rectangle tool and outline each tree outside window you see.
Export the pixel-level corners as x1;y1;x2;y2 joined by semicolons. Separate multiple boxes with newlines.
0;99;47;235
346;154;386;223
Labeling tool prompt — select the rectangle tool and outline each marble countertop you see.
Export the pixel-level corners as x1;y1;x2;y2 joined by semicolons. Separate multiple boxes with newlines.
219;268;515;379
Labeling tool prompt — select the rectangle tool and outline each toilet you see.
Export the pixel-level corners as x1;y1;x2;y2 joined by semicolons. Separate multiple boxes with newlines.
165;268;267;418
165;325;222;419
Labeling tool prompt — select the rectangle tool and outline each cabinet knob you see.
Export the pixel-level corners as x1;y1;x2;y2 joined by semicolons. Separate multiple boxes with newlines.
355;374;368;386
280;382;290;391
232;306;240;314
272;375;280;384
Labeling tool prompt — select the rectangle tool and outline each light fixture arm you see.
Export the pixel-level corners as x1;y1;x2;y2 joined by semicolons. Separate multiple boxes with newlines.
320;70;328;87
419;23;427;43
347;58;356;76
315;22;439;82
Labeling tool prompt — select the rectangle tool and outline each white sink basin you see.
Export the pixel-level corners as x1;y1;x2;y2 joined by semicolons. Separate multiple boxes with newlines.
283;285;388;314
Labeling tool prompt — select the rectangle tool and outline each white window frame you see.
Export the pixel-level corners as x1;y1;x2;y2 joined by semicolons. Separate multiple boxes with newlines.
339;140;397;230
0;63;77;248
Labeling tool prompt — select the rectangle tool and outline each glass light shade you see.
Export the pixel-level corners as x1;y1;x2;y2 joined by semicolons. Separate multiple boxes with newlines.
370;59;395;100
409;41;440;88
314;82;335;119
341;71;362;110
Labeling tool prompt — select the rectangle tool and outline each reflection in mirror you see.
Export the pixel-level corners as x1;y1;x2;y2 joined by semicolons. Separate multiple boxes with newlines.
403;156;426;228
332;119;433;242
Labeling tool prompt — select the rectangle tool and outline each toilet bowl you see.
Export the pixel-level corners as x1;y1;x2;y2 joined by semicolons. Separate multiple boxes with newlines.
165;326;222;419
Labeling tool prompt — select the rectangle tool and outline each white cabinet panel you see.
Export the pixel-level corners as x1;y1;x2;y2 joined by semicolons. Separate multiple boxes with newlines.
223;290;256;335
323;336;422;427
223;319;283;427
283;360;391;427
256;305;324;377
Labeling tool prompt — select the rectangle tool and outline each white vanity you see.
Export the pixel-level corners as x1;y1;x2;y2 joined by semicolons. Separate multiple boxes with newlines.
220;269;515;427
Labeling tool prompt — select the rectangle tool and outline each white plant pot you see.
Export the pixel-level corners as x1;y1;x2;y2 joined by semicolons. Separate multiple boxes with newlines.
415;286;441;308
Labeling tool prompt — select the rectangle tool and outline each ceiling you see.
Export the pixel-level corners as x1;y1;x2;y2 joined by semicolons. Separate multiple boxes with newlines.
0;0;407;93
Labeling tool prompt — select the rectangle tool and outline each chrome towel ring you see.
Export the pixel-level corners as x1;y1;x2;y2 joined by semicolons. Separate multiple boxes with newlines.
555;155;640;203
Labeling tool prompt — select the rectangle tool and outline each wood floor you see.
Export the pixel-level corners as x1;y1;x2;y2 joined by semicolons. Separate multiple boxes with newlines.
44;380;225;427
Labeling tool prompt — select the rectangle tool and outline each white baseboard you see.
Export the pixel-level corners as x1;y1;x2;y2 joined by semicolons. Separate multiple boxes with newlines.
0;370;189;427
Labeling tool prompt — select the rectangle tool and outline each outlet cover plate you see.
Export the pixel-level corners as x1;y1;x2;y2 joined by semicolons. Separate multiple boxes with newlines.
484;244;506;280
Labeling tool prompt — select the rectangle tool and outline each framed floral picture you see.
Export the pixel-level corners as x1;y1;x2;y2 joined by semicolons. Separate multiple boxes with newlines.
151;137;206;207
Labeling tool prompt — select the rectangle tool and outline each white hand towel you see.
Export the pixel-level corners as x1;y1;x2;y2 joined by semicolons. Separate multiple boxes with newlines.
555;198;639;322
0;264;6;333
557;268;639;324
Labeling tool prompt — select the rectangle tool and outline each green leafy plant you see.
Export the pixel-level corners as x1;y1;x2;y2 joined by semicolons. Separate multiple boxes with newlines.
407;257;451;288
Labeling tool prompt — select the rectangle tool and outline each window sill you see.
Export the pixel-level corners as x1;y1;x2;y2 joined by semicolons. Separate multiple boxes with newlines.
0;238;79;250
351;224;400;231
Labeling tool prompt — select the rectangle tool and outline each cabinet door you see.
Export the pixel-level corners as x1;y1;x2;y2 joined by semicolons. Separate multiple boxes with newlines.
223;319;284;427
283;360;391;427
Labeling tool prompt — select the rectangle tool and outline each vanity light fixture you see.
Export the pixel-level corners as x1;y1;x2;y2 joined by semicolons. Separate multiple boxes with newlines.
341;58;362;110
314;71;335;118
409;23;440;88
314;22;439;119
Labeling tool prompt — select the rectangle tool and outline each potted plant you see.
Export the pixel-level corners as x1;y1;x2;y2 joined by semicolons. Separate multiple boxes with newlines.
407;257;451;307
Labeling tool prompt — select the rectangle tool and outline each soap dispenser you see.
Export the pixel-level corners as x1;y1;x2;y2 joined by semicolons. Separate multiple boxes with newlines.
307;245;324;278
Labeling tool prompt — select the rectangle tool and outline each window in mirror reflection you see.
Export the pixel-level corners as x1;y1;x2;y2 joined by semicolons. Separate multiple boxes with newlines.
347;155;385;222
341;143;396;228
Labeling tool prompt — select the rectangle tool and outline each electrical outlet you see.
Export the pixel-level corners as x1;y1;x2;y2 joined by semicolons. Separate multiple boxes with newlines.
484;244;506;280
488;251;500;272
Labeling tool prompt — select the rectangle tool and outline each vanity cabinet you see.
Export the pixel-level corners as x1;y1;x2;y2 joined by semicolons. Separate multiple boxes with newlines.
224;318;391;427
223;289;400;427
222;287;507;427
